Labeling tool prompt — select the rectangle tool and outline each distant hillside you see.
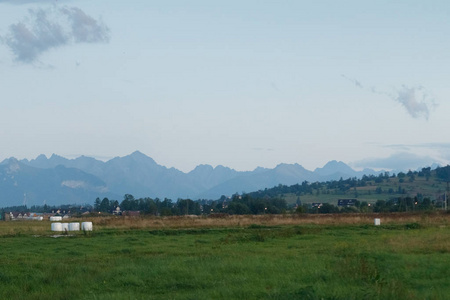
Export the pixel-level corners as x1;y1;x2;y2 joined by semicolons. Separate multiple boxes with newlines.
246;167;448;206
0;151;403;206
0;158;115;207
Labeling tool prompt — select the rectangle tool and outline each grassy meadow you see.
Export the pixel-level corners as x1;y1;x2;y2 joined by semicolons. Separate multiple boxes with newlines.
0;213;449;299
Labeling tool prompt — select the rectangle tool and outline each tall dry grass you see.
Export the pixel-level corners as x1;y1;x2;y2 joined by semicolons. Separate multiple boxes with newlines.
86;211;450;230
0;219;49;236
0;211;448;236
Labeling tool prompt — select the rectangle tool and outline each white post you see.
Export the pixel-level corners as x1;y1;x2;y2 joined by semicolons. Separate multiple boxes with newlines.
445;192;448;211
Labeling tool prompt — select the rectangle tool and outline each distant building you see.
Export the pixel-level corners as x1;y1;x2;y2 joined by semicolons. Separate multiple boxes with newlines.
112;206;121;215
311;203;323;208
5;212;44;221
28;212;44;221
337;199;357;207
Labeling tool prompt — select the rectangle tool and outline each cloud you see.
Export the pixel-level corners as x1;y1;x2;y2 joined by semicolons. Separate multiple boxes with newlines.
394;85;433;120
2;6;109;63
342;75;436;120
385;143;450;151
3;8;68;63
341;74;363;88
385;143;450;162
353;152;437;171
60;7;109;43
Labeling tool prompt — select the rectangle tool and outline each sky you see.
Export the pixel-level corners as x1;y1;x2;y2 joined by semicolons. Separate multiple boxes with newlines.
1;0;450;172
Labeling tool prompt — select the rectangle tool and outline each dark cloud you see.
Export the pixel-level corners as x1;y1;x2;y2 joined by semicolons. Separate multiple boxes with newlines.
2;6;109;63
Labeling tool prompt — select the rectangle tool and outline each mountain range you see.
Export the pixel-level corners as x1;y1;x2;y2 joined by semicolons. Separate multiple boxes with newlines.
0;151;384;207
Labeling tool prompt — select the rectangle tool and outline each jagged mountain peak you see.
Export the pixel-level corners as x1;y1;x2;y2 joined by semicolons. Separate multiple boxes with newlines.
189;164;214;174
35;154;48;160
25;153;69;169
107;151;158;169
130;150;147;158
314;160;355;176
275;162;302;167
253;166;269;172
214;165;238;174
74;155;100;162
49;153;69;164
322;160;349;169
196;164;214;170
4;157;21;173
189;164;236;176
127;151;156;164
274;163;307;172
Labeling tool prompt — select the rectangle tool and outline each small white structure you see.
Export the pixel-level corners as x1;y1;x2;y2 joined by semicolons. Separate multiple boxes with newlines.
50;216;62;221
113;206;121;215
374;218;381;226
69;223;80;231
51;222;63;232
81;222;93;231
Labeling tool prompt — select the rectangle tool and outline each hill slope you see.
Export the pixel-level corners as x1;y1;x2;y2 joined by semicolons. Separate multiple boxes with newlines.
0;158;115;207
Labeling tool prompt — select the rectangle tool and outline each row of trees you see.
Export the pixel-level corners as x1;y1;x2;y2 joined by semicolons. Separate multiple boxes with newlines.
373;197;433;212
293;196;435;214
94;195;202;216
1;194;443;218
93;193;288;216
0;204;92;217
93;193;444;216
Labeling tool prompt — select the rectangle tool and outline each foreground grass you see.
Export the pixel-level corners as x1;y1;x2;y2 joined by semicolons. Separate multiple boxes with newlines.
0;215;449;299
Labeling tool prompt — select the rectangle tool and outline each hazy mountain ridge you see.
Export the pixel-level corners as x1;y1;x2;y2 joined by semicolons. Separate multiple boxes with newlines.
0;158;117;207
1;151;388;207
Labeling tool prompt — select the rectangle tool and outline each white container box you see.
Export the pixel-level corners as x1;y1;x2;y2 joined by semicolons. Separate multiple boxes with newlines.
69;223;80;231
81;222;93;231
51;222;63;232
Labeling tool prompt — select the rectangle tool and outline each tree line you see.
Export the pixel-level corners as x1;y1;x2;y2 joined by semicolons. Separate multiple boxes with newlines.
93;193;288;216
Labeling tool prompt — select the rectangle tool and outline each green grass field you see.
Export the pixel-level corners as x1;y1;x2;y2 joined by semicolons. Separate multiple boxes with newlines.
1;215;449;299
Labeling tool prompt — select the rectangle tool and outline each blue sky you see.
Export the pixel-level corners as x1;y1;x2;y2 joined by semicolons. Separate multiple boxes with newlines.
1;0;449;172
